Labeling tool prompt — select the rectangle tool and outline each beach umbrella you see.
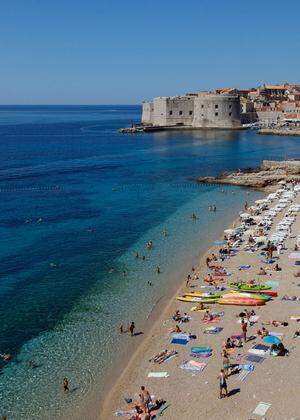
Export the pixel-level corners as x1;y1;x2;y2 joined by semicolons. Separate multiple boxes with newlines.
263;335;281;345
224;229;235;235
255;236;267;244
244;229;255;237
240;212;251;219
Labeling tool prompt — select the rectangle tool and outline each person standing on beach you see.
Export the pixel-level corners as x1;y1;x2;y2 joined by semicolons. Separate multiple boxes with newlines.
241;319;247;342
140;385;152;412
222;350;230;377
63;378;69;393
129;321;135;336
219;369;228;399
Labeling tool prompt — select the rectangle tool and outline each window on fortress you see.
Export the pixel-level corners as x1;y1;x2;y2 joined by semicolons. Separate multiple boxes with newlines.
215;112;218;116
189;110;193;115
179;110;183;115
229;112;232;116
201;105;204;108
229;105;232;109
215;104;218;109
169;111;173;115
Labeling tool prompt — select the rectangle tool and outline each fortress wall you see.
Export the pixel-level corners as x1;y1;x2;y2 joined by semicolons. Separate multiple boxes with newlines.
145;96;195;126
192;95;241;128
142;101;154;124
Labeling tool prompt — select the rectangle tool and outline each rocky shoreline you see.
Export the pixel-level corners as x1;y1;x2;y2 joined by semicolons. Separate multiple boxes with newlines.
197;160;300;189
258;128;300;136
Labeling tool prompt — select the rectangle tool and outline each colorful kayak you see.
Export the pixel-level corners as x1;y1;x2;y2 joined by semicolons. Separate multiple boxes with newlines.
218;297;265;306
229;283;277;297
228;282;271;291
177;295;218;303
223;292;270;301
183;292;222;299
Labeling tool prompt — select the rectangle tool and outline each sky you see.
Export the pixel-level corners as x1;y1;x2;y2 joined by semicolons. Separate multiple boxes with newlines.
0;0;300;104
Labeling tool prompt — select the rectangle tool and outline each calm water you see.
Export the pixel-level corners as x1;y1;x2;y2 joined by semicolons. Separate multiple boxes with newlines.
0;106;299;418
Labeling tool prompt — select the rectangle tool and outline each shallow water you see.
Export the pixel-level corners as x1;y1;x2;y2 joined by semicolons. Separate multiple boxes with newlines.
0;106;299;418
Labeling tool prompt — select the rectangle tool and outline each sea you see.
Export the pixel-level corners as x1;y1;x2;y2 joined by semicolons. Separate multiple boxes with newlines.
0;105;299;419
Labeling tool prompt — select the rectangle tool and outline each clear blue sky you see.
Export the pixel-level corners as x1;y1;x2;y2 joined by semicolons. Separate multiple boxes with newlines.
1;0;299;104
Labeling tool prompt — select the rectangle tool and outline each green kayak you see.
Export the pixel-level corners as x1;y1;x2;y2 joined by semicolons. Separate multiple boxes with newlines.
228;282;271;291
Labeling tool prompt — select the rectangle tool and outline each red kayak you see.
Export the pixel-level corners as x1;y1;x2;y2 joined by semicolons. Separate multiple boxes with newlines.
259;290;278;297
218;297;265;306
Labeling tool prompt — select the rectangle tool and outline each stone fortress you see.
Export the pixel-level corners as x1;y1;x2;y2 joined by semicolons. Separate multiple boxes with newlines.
142;93;241;129
141;83;300;130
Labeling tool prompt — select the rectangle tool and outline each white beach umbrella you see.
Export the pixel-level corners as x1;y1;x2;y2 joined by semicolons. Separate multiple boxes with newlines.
240;212;251;219
244;229;255;237
255;236;267;244
224;228;235;235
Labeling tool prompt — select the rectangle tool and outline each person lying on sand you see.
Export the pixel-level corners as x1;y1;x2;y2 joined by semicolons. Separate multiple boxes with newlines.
204;274;214;284
274;263;282;271
257;326;269;338
203;310;213;321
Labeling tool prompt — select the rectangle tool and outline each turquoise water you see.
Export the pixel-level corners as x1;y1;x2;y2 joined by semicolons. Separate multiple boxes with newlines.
0;106;299;418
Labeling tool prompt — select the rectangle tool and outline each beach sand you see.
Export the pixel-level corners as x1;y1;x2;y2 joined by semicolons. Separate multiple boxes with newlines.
101;187;300;420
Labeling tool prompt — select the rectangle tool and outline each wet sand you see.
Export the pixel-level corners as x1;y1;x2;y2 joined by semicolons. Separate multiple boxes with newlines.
101;187;300;420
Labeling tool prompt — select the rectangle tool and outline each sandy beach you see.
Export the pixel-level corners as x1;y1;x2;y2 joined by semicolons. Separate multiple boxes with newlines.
101;184;300;420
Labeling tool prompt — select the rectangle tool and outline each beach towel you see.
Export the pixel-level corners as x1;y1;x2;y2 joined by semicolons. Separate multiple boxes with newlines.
191;346;212;353
238;265;251;270
248;349;267;356
180;360;206;372
253;344;270;351
252;402;271;416
269;331;283;337
245;354;265;363
148;372;169;378
203;316;221;324
290;316;300;320
238;364;255;371
236;369;251;382
204;326;223;334
190;351;212;358
265;280;279;289
171;333;189;345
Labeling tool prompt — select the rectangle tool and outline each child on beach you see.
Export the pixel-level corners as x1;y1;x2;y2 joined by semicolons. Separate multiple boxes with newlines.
218;369;228;399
